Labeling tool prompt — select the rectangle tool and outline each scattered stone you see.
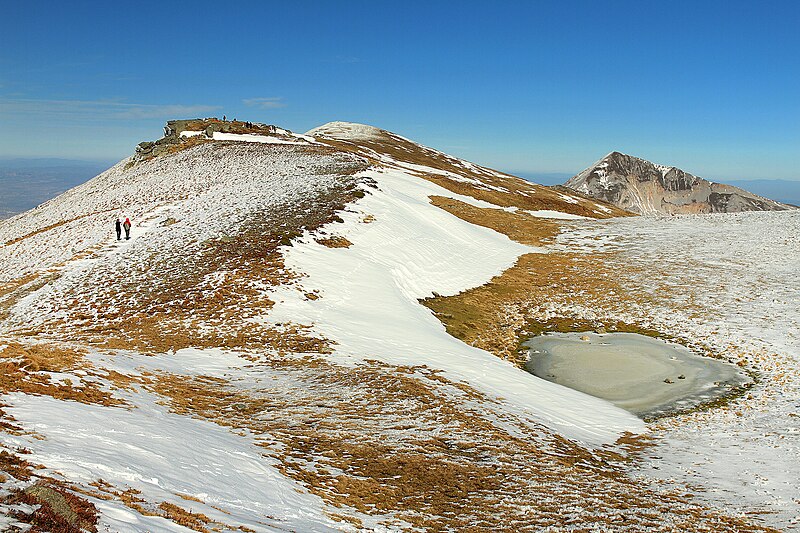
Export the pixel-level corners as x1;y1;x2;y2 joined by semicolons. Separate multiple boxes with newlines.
135;141;155;156
580;335;590;341
664;378;674;384
595;326;607;334
678;374;686;380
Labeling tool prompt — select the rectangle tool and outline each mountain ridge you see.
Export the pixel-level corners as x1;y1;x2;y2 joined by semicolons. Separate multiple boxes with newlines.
1;119;787;531
564;151;793;214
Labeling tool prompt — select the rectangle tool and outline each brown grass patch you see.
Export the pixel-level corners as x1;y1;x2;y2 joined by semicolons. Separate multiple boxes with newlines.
423;196;662;367
430;195;559;246
144;357;775;531
0;448;34;481
82;480;248;532
177;492;205;503
0;342;127;407
315;235;353;248
423;251;662;367
158;502;212;532
314;129;630;219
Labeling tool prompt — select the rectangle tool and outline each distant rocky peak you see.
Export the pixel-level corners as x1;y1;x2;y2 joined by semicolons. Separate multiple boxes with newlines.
565;152;792;215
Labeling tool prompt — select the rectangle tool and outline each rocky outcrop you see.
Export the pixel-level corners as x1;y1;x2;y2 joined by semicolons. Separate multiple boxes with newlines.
564;151;793;215
132;119;288;163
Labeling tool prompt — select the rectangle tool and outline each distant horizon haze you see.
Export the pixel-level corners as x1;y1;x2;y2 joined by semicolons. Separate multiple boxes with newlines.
2;1;798;181
1;154;797;221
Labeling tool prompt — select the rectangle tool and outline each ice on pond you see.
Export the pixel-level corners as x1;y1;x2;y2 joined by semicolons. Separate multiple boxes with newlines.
524;332;751;418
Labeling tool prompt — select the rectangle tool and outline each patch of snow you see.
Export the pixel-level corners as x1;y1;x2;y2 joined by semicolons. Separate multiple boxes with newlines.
557;193;580;204
2;390;348;532
556;210;800;529
524;210;589;220
210;132;310;145
306;121;387;141
264;167;644;445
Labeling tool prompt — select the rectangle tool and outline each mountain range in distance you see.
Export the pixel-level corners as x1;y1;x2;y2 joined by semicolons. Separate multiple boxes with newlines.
563;151;795;214
511;171;798;205
1;146;798;221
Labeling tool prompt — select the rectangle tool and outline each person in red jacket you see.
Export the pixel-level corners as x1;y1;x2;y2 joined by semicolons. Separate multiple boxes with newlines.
123;217;132;240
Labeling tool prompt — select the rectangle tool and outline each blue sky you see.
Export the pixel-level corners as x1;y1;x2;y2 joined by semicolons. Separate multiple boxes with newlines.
1;1;798;180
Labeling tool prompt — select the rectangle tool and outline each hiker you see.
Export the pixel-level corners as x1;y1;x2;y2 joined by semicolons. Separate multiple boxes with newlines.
115;218;122;240
123;217;132;240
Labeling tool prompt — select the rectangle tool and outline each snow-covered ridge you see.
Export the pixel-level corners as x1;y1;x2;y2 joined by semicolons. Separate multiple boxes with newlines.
0;121;648;530
0;142;348;281
306;121;395;142
305;121;624;219
2;119;794;530
197;131;314;145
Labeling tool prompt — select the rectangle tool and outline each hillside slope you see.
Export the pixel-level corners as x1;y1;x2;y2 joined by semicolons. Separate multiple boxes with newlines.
565;151;793;215
0;120;777;531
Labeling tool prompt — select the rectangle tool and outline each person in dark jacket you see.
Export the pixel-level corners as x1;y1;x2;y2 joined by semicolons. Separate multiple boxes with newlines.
115;218;122;240
123;217;132;240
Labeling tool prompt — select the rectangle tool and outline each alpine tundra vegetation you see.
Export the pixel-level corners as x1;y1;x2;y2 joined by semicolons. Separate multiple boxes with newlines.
1;120;798;532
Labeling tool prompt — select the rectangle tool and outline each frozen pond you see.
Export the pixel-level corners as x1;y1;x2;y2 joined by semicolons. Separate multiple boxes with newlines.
524;332;751;418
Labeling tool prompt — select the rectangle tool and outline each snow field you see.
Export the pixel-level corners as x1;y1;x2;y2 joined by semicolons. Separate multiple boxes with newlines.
0;143;360;332
1;346;391;532
554;210;800;529
265;167;644;445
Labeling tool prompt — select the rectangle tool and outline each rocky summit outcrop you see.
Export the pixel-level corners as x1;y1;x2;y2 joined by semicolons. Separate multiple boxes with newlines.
564;151;793;215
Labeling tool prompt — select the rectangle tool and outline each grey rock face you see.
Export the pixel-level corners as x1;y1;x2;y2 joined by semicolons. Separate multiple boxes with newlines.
564;152;793;215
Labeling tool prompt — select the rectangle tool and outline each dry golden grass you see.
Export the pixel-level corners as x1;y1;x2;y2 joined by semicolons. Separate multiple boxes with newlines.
314;235;353;248
177;493;205;503
430;195;560;246
0;342;127;407
143;356;776;531
158;502;212;532
80;479;250;533
422;197;653;366
314;129;631;219
423;250;665;367
0;448;34;481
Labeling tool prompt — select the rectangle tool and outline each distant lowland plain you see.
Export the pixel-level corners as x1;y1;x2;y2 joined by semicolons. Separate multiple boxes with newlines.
1;158;798;220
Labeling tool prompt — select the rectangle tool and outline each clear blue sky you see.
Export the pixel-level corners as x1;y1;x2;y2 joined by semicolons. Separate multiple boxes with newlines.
1;1;798;180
